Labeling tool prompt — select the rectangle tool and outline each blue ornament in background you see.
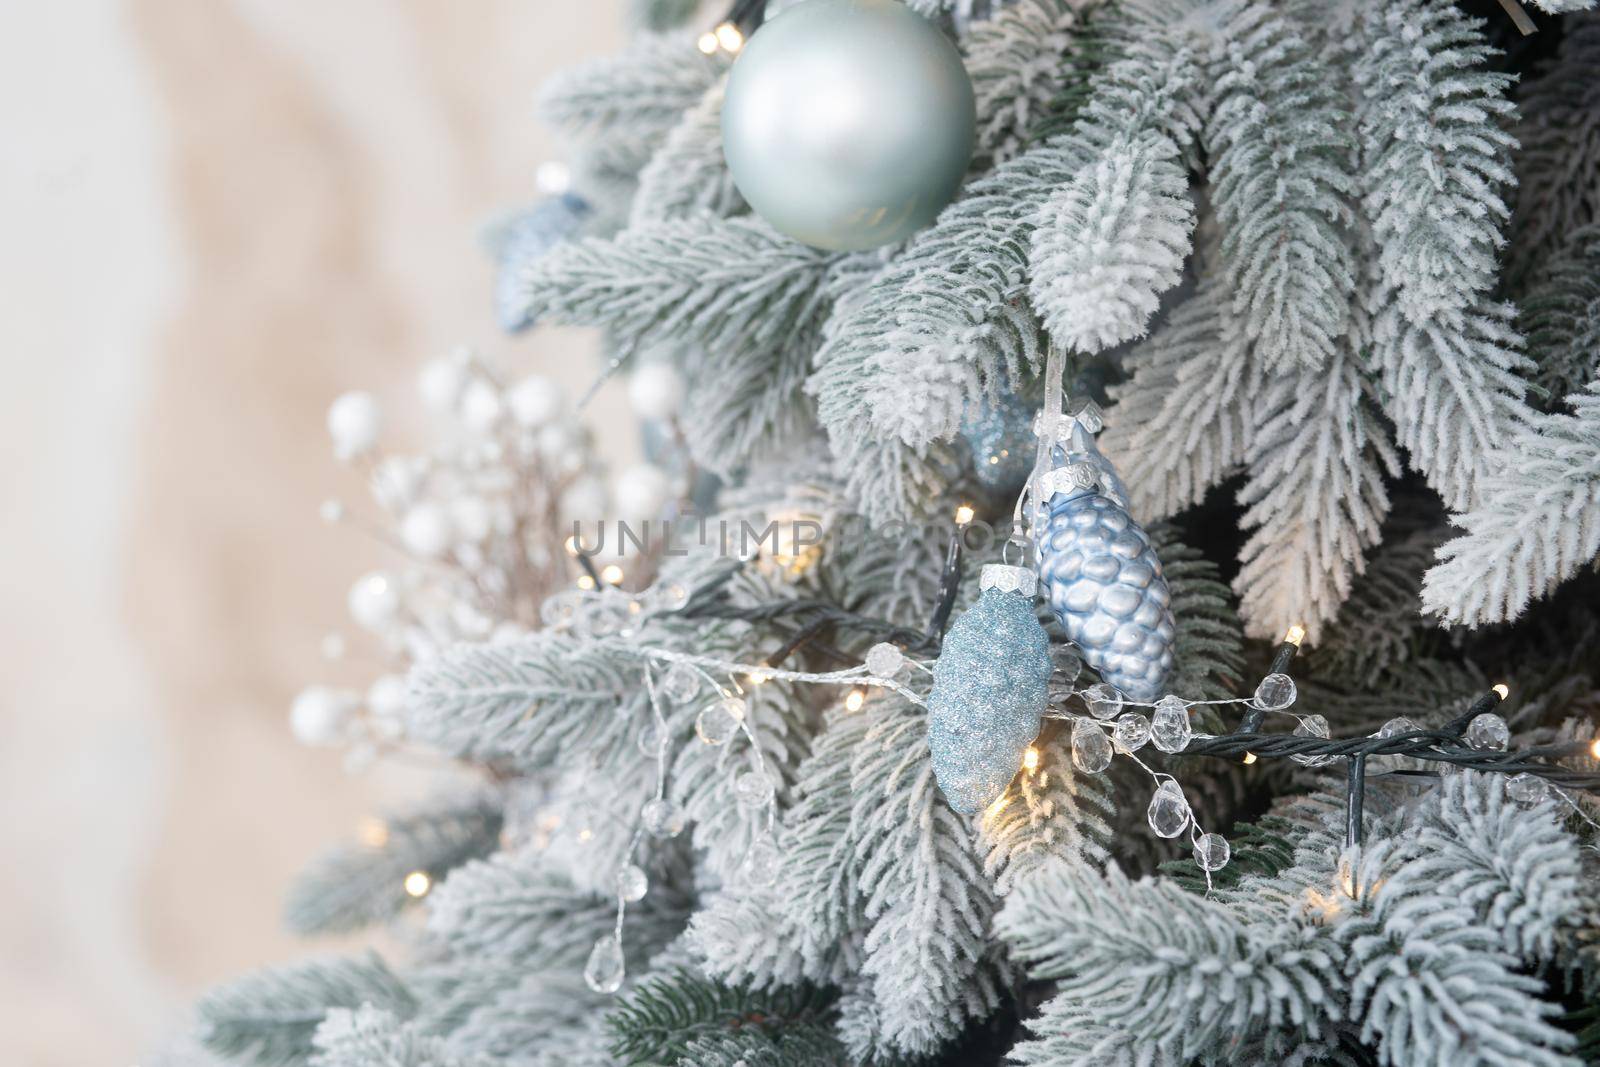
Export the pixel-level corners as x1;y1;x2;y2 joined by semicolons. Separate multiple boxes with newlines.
927;564;1052;815
962;390;1037;493
493;192;592;333
1033;415;1175;703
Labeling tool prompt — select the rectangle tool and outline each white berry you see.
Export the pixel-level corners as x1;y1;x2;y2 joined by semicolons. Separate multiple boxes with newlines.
401;503;454;558
290;686;358;746
327;392;382;459
628;363;684;421
347;571;402;630
508;375;565;429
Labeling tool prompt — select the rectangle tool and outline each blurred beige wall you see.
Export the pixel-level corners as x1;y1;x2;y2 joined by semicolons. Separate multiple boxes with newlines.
0;2;631;1063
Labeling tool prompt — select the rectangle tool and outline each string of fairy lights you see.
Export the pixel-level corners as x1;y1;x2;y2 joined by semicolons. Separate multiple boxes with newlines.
503;528;1600;994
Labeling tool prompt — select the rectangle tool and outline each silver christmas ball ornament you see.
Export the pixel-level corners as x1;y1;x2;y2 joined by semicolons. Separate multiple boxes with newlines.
721;0;976;251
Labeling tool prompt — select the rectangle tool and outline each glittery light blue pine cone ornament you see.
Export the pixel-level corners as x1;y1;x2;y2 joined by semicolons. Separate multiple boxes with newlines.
1033;418;1175;703
493;192;591;332
962;389;1037;493
927;564;1052;815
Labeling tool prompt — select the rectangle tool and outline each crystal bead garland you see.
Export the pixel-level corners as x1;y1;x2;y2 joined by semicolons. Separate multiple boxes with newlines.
1071;717;1113;772
615;864;649;903
1032;413;1176;703
1505;773;1550;805
640;798;685;837
1193;832;1231;872
695;696;746;746
1466;713;1510;751
1112;712;1150;752
741;833;782;887
1254;672;1297;711
1147;781;1191;838
1291;714;1336;767
927;561;1053;815
583;933;626;994
1150;696;1192;753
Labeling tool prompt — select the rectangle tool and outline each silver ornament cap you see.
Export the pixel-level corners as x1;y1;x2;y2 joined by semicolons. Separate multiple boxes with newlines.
721;0;976;251
980;563;1037;598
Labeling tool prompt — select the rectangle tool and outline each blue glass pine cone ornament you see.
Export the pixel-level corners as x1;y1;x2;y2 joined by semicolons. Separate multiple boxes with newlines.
927;563;1052;815
1033;415;1175;703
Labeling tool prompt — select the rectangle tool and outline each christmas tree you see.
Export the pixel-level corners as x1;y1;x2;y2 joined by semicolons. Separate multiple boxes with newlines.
174;1;1600;1065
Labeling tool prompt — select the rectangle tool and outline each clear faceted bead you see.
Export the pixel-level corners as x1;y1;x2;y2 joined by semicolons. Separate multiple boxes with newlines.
539;590;583;629
1291;714;1335;767
1071;717;1113;773
695;696;746;746
1112;712;1151;753
1505;773;1550;805
651;582;690;612
1147;781;1190;839
640;798;685;838
1193;832;1231;872
1378;716;1421;739
733;770;775;810
741;833;782;888
1150;696;1192;753
635;720;662;758
615;863;649;903
1465;713;1510;752
583;934;625;994
865;642;904;677
1084;683;1123;720
1254;672;1297;711
1050;644;1082;683
660;662;701;705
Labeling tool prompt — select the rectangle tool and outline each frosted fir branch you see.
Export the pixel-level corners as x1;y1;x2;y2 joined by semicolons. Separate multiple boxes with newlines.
810;32;1204;452
1234;342;1399;643
1101;279;1263;520
827;427;965;525
688;887;828;992
1523;223;1600;403
1527;0;1599;10
284;793;501;936
309;1006;493;1067
761;705;873;982
1368;299;1534;512
404;632;638;767
1510;14;1600;282
975;731;1114;894
1206;2;1356;371
852;695;1006;1055
508;215;833;359
1410;771;1583;962
997;860;1341;1063
426;852;689;969
1311;522;1449;681
630;82;744;228
1028;132;1196;353
427;971;610;1067
1153;524;1248;699
668;677;812;886
538;36;726;144
1334;837;1581;1067
605;970;839;1067
196;953;416;1067
1422;381;1600;625
965;0;1104;166
680;333;819;479
670;1030;850;1067
1353;0;1516;323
